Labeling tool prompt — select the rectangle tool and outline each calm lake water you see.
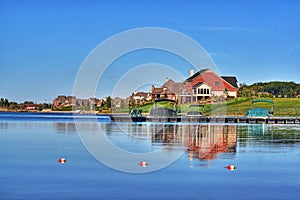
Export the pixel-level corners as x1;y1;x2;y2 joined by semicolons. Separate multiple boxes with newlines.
0;112;300;200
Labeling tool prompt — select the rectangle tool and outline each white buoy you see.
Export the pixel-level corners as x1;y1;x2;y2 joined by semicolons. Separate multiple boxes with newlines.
58;158;67;164
139;161;148;167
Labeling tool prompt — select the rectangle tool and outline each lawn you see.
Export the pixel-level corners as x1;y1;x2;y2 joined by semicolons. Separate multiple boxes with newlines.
128;98;300;116
223;98;300;116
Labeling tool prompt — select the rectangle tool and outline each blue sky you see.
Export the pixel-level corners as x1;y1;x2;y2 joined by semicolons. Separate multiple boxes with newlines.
0;0;299;102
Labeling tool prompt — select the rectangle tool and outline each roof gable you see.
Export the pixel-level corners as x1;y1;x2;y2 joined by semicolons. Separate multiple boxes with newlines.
193;82;210;88
186;68;210;82
221;76;238;88
163;79;184;93
187;69;237;91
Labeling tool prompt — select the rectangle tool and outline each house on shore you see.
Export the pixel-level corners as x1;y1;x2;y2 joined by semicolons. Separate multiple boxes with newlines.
53;96;102;108
182;68;238;103
130;68;238;105
130;92;151;105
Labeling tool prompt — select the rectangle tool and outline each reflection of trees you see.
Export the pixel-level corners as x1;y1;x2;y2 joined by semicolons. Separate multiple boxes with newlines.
0;122;8;131
152;125;176;145
238;124;300;146
53;123;77;134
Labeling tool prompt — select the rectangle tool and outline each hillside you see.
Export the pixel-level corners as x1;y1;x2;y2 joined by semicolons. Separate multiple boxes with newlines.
131;98;300;116
239;81;300;98
225;98;300;116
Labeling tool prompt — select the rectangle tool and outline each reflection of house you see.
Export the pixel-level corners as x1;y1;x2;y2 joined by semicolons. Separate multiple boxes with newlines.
151;124;237;161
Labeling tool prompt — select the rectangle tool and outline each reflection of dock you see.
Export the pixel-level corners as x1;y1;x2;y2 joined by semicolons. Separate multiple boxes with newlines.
110;115;300;124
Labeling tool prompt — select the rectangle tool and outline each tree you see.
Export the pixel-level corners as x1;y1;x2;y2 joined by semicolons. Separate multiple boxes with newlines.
4;99;9;108
106;96;112;108
0;98;4;107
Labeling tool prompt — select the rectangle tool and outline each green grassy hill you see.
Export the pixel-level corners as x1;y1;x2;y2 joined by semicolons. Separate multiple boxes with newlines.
225;98;300;116
131;98;300;116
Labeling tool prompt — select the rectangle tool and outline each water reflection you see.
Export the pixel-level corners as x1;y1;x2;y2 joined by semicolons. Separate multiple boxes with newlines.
46;122;300;161
104;123;238;161
148;124;237;160
238;124;300;150
53;122;77;134
185;125;237;160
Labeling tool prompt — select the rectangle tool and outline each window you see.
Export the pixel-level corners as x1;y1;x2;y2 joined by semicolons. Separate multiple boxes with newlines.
215;82;219;86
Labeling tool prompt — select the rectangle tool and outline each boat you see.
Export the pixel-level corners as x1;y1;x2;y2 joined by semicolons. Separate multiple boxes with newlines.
246;99;274;117
186;104;204;117
149;99;178;117
130;109;146;122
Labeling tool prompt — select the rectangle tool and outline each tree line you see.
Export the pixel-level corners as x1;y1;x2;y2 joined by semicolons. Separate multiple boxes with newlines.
239;81;300;98
0;98;51;110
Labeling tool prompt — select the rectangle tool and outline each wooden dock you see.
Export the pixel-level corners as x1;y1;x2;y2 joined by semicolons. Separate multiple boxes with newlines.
110;115;300;124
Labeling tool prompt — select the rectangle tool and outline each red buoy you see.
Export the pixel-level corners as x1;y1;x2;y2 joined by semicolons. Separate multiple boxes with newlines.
139;161;148;167
58;158;67;164
226;165;236;171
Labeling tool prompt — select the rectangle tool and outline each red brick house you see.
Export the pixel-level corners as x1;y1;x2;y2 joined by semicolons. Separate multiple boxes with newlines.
151;85;177;101
182;68;238;103
130;92;151;105
53;96;102;108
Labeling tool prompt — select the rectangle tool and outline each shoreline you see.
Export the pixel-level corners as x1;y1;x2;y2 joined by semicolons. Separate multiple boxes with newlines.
1;109;300;118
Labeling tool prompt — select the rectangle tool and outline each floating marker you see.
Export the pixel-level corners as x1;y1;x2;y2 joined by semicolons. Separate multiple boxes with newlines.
225;165;236;171
58;158;67;164
139;161;148;167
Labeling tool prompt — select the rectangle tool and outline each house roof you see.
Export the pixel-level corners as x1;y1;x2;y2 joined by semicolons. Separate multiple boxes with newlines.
152;88;164;94
186;68;238;90
221;76;238;88
186;68;210;82
132;92;148;98
163;79;184;94
152;87;174;95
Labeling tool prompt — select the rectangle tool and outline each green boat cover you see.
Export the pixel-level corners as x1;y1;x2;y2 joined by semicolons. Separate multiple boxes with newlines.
246;108;270;117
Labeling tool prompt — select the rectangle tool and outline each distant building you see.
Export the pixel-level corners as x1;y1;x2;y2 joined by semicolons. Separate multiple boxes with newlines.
24;104;40;110
113;97;123;108
296;90;300;98
130;92;151;105
53;95;73;107
151;85;176;101
52;96;102;108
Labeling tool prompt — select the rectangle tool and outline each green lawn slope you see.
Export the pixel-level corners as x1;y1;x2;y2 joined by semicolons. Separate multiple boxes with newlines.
225;98;300;116
131;98;300;116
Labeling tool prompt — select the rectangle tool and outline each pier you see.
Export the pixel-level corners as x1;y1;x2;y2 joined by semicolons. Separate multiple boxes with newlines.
110;115;300;124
